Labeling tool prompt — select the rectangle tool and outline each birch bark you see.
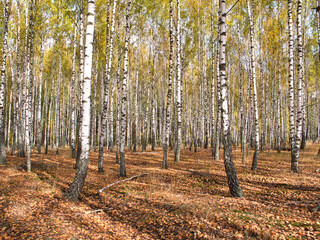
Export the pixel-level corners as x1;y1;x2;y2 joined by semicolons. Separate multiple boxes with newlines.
67;0;96;201
0;0;9;165
163;0;174;169
220;0;243;197
119;0;132;177
98;0;116;172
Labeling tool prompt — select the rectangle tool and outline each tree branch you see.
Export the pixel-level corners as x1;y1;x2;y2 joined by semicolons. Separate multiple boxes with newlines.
98;173;149;194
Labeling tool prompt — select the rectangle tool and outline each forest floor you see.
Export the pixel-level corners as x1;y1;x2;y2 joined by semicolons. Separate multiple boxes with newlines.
0;143;320;240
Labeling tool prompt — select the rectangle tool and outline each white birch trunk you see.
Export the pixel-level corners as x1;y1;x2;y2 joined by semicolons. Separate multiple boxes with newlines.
25;0;35;172
133;47;139;152
67;0;96;201
247;0;259;170
0;0;9;164
119;0;132;177
288;0;297;172
36;33;45;154
71;20;78;158
219;0;243;198
98;0;117;172
292;0;303;172
163;0;174;169
12;0;21;156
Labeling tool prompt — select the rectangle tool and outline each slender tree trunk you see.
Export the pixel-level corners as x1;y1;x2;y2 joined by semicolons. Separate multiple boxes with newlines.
133;47;139;152
214;32;221;161
292;0;303;172
55;37;63;155
219;0;243;197
116;39;122;164
71;20;78;158
151;54;156;151
259;23;265;152
8;52;16;155
36;33;45;154
316;0;320;155
12;2;21;156
210;5;215;153
288;0;298;172
142;52;151;152
240;65;245;163
0;0;9;165
119;0;132;177
98;0;116;172
203;54;209;150
66;0;96;201
247;0;260;171
277;7;282;154
76;0;85;167
109;70;115;153
175;0;182;162
25;0;35;172
163;0;174;169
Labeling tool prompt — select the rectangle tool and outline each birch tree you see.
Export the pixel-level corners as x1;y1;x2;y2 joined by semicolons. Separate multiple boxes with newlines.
119;0;132;177
210;2;215;154
98;0;117;172
247;0;260;171
133;46;139;152
317;0;320;156
163;0;174;169
66;0;96;201
175;0;182;162
25;0;35;172
0;0;9;165
36;32;45;154
219;0;243;197
71;18;78;158
291;0;303;172
288;0;299;173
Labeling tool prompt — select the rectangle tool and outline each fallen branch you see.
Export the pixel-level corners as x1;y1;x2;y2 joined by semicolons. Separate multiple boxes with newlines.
98;173;149;194
76;208;115;215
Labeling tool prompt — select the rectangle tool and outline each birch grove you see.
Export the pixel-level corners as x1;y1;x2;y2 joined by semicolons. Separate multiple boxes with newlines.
0;0;319;200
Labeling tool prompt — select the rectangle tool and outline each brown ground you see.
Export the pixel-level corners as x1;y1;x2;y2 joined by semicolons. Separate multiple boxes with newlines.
0;143;320;239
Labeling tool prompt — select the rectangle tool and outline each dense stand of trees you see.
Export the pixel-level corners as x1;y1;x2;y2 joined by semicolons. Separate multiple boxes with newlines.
0;0;319;200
